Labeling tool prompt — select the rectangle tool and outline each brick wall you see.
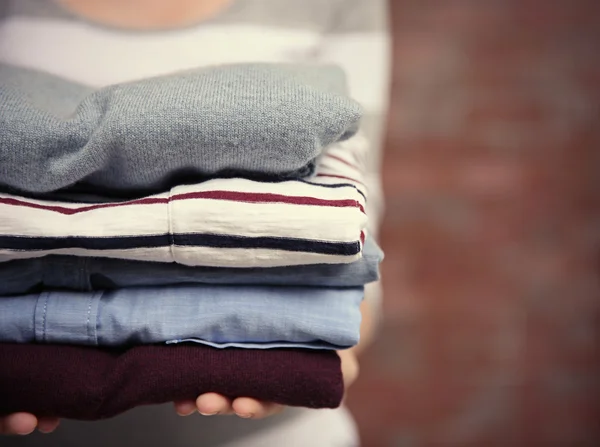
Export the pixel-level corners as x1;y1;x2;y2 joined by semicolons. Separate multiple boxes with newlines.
347;1;600;446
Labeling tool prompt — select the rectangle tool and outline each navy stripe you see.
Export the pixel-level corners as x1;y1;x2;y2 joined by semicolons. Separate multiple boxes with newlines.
0;234;360;256
0;235;169;251
173;234;360;255
300;179;367;202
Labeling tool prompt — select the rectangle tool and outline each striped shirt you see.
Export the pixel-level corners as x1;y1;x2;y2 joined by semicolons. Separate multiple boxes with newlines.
0;133;370;267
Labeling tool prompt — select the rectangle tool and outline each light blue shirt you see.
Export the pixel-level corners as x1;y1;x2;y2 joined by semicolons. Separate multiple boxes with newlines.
0;284;363;350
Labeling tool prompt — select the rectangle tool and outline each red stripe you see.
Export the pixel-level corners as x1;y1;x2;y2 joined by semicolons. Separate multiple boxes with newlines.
315;173;365;187
323;153;359;169
171;191;364;212
348;150;360;165
360;231;366;245
0;197;168;215
0;191;363;216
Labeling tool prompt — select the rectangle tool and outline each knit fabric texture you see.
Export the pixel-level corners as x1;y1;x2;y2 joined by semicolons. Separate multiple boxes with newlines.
0;343;344;420
0;62;362;196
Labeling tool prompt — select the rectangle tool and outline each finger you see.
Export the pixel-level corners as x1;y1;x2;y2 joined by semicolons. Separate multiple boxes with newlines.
232;398;285;420
173;400;197;416
0;413;37;435
339;349;360;389
37;417;60;434
195;393;234;416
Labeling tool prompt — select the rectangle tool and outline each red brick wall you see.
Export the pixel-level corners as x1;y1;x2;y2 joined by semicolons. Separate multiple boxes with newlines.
347;1;600;446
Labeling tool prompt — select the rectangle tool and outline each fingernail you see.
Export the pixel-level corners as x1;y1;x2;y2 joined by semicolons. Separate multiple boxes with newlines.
199;411;218;416
236;413;253;419
177;405;197;416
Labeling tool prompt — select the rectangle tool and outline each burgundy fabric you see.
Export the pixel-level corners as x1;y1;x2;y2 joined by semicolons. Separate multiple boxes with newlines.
0;343;343;420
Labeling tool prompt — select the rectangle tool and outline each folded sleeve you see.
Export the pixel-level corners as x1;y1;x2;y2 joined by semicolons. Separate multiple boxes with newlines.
315;0;391;234
314;0;391;313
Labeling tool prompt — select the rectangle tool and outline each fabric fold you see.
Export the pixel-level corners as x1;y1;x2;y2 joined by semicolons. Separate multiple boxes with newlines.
0;237;381;296
0;62;362;196
0;133;370;267
0;343;344;419
0;285;363;349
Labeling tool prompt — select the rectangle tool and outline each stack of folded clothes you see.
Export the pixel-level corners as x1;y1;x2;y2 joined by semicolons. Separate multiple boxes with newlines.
0;62;383;420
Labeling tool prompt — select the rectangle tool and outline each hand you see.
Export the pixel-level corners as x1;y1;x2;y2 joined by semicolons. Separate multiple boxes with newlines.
173;348;359;420
0;413;60;435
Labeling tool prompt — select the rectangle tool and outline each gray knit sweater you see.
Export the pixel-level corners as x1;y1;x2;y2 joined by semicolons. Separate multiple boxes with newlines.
0;62;361;196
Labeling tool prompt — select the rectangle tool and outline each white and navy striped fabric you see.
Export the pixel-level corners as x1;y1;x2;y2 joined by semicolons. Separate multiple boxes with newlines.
0;133;369;268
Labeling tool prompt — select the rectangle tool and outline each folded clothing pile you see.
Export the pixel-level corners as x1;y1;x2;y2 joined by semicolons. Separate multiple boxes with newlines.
0;63;383;420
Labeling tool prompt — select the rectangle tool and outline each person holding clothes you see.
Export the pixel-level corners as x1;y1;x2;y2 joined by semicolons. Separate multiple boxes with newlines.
0;0;391;445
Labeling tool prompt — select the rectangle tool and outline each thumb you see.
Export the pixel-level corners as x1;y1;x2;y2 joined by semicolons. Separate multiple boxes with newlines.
339;349;360;390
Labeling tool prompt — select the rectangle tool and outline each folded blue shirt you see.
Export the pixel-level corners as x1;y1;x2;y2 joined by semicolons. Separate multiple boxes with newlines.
0;285;363;350
0;238;382;296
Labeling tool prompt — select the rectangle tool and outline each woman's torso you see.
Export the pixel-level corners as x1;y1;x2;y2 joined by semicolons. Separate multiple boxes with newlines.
0;0;388;445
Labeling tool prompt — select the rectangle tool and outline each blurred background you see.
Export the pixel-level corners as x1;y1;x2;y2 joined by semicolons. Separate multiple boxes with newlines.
348;1;599;446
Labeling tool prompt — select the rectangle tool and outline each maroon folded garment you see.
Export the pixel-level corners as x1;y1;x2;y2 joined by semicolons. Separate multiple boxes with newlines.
0;343;343;420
